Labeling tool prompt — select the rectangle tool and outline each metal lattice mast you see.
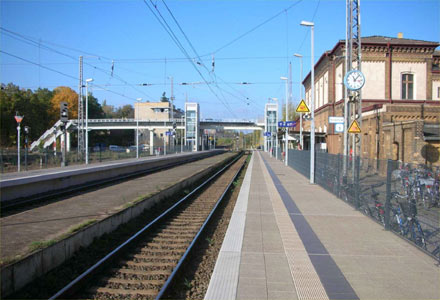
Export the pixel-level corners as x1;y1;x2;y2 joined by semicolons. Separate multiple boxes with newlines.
77;56;85;159
346;0;362;172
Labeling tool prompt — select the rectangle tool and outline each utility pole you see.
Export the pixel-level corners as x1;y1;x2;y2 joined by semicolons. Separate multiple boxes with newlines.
170;76;175;153
343;0;362;179
77;56;84;160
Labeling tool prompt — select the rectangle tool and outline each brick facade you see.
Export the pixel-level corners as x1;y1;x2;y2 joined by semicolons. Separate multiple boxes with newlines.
300;36;440;166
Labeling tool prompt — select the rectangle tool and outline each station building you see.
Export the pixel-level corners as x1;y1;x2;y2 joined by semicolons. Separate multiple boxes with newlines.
299;35;440;166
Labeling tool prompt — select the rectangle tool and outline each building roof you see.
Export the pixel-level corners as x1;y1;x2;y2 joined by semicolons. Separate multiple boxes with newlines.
339;36;439;47
302;36;440;84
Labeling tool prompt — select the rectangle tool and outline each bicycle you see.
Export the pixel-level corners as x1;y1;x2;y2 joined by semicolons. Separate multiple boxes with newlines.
391;192;427;250
359;183;385;225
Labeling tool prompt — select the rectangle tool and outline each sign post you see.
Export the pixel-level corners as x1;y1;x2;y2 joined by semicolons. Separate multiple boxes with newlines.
296;100;310;151
14;114;23;172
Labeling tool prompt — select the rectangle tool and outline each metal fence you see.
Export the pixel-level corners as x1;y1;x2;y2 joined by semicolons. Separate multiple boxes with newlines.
0;144;194;174
274;148;440;261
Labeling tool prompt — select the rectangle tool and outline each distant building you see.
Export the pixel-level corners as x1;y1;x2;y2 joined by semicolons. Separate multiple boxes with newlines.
134;94;183;147
300;35;440;166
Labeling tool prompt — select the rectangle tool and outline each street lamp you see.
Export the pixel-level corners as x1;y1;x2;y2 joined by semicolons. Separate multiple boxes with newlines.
280;76;289;166
300;20;315;184
85;78;93;165
14;113;23;172
136;98;142;159
294;53;304;150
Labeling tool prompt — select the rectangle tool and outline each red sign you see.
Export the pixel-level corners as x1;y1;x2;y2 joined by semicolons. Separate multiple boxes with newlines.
14;116;23;123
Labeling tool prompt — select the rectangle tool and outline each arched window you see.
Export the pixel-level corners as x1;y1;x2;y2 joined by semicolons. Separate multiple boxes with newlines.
401;73;414;100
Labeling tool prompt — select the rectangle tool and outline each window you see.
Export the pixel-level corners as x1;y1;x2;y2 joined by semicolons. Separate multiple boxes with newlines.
438;87;440;98
401;74;414;100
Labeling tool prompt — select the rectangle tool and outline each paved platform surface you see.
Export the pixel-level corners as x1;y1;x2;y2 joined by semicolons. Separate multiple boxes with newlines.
0;152;235;262
206;151;440;300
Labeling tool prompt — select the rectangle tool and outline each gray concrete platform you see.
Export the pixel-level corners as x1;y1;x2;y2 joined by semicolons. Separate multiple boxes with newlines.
206;151;440;300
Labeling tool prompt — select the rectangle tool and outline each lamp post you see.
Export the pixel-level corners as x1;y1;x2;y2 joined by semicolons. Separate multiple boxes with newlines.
280;77;289;166
85;78;93;165
294;53;304;150
300;20;315;184
14;113;23;172
136;98;142;159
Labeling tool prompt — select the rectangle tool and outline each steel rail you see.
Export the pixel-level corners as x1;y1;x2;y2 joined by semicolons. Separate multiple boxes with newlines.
156;154;246;299
49;152;243;299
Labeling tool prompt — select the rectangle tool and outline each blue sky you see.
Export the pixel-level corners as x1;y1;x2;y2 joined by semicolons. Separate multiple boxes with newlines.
1;0;439;121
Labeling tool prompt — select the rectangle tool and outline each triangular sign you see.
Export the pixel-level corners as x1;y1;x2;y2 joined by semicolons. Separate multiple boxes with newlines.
296;99;310;113
348;120;361;133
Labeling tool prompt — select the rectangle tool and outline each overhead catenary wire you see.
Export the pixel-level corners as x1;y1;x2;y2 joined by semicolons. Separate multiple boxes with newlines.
296;0;321;53
142;0;237;117
1;27;154;100
202;0;304;57
0;50;140;102
159;0;257;113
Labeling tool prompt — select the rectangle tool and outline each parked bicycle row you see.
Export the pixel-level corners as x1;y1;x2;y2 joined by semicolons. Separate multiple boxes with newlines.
392;163;440;210
278;149;440;261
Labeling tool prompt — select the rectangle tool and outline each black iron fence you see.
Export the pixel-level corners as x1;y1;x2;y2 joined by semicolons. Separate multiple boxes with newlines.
0;145;193;174
274;147;440;261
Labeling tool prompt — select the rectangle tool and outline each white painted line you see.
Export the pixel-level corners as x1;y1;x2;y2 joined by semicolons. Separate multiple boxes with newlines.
204;154;254;300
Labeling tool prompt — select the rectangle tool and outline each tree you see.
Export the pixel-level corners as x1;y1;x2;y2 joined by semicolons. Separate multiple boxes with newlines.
49;86;78;124
115;104;134;118
102;100;115;118
86;93;105;119
281;102;299;121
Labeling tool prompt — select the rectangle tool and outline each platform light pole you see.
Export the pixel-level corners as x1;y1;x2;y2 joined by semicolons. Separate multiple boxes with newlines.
15;113;23;172
85;78;93;165
280;76;289;166
300;20;315;184
136;98;142;159
294;53;304;150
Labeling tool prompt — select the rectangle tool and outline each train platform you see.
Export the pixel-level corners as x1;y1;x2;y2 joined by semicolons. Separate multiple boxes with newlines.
206;151;439;300
0;150;224;204
0;152;234;264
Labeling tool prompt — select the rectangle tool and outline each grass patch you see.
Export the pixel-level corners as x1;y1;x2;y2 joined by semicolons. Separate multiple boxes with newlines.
66;219;97;234
29;240;57;252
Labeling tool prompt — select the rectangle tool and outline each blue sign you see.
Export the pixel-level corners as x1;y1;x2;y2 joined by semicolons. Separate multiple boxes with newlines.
264;132;271;137
165;131;172;136
277;121;297;128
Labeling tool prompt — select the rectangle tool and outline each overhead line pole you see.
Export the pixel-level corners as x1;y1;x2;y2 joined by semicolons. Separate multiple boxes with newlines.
78;56;84;160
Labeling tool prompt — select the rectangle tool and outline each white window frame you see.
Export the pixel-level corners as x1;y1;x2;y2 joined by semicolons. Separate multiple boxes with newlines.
401;72;415;100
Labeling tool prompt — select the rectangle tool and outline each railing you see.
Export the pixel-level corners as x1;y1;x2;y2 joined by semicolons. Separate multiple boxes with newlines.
273;148;440;261
0;145;194;174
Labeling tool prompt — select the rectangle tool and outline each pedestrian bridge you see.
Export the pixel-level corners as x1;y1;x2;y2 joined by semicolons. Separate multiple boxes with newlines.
30;118;264;151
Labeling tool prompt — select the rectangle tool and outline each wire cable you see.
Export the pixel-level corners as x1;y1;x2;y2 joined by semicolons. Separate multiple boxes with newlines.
296;0;321;52
0;50;78;81
204;0;304;56
0;50;140;101
142;0;237;117
1;27;154;100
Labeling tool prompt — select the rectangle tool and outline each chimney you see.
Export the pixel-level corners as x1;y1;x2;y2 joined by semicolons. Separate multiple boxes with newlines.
397;32;403;39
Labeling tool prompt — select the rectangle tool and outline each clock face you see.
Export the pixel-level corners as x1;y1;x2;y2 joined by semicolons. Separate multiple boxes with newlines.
344;70;365;91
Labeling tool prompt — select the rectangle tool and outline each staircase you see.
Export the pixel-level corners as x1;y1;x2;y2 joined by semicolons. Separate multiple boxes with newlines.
30;120;75;151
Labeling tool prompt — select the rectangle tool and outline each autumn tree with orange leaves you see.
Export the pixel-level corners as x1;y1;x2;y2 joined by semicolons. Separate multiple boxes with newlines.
49;86;78;124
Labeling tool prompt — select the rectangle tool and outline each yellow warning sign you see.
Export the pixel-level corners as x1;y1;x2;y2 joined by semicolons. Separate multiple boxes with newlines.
348;120;361;134
296;99;310;113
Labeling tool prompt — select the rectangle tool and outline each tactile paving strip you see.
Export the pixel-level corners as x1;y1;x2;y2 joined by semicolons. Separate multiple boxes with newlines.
259;152;329;300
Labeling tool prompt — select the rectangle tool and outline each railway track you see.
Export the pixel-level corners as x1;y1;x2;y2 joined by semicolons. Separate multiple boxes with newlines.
50;153;247;300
